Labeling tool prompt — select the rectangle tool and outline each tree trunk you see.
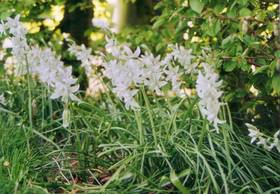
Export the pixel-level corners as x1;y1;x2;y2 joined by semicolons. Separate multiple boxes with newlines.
59;0;93;45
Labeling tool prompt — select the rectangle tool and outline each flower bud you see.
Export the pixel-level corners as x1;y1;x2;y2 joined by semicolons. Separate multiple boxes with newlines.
62;108;71;128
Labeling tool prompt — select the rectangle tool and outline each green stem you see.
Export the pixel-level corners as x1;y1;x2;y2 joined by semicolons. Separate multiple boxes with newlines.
222;126;232;174
198;119;208;149
225;103;233;131
25;55;33;129
141;87;158;145
27;74;33;129
47;86;53;122
25;55;32;153
134;110;144;145
41;86;46;128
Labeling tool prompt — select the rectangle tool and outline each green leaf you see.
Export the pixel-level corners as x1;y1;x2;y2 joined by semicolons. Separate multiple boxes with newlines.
202;19;221;37
213;4;225;14
275;51;280;58
236;0;248;6
170;170;191;194
239;58;250;71
254;65;269;75
153;18;165;29
189;0;205;14
224;61;236;72
227;8;237;17
156;42;166;52
222;35;236;47
239;8;251;17
175;20;187;34
272;75;280;94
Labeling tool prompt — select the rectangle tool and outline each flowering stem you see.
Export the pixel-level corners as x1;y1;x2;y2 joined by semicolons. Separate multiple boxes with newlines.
27;74;33;129
141;87;158;145
225;103;233;131
47;86;53;122
41;86;46;128
198;119;208;149
25;58;33;129
222;126;232;173
134;110;144;145
25;55;32;153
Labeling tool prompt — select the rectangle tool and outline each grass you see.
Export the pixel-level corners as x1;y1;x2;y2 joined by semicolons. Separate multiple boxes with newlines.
0;77;280;194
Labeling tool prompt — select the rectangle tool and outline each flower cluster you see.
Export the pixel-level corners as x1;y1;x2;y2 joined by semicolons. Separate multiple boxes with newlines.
27;46;79;103
246;123;280;152
1;16;80;128
0;16;79;104
68;42;106;97
68;43;95;76
103;40;143;109
0;15;29;76
167;44;195;74
102;39;224;131
102;38;193;109
196;63;224;132
163;44;196;95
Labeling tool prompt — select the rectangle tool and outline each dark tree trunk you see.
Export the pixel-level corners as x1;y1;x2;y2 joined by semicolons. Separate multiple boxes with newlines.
59;0;93;45
127;0;159;25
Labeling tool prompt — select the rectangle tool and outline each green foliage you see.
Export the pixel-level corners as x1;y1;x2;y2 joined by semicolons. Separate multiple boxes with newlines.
189;0;205;14
152;0;280;130
0;78;280;193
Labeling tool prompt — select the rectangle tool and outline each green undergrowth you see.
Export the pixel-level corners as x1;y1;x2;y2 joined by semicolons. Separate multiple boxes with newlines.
0;79;280;194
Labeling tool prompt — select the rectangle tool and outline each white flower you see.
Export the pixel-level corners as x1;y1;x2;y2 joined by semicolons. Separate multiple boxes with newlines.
196;63;224;132
141;53;166;95
269;130;280;152
102;39;198;108
103;58;141;109
162;53;173;66
92;18;109;29
245;123;275;151
49;66;80;103
105;37;121;57
114;87;139;109
2;38;13;48
1;16;29;76
246;124;280;152
1;16;80;104
165;65;182;94
1;15;80;129
246;123;262;144
187;21;194;28
121;45;141;60
256;136;270;150
26;45;80;103
169;44;196;73
102;39;148;109
10;36;29;76
68;43;95;76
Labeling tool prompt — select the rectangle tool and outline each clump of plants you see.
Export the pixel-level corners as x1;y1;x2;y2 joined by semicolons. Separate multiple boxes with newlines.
0;12;279;194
